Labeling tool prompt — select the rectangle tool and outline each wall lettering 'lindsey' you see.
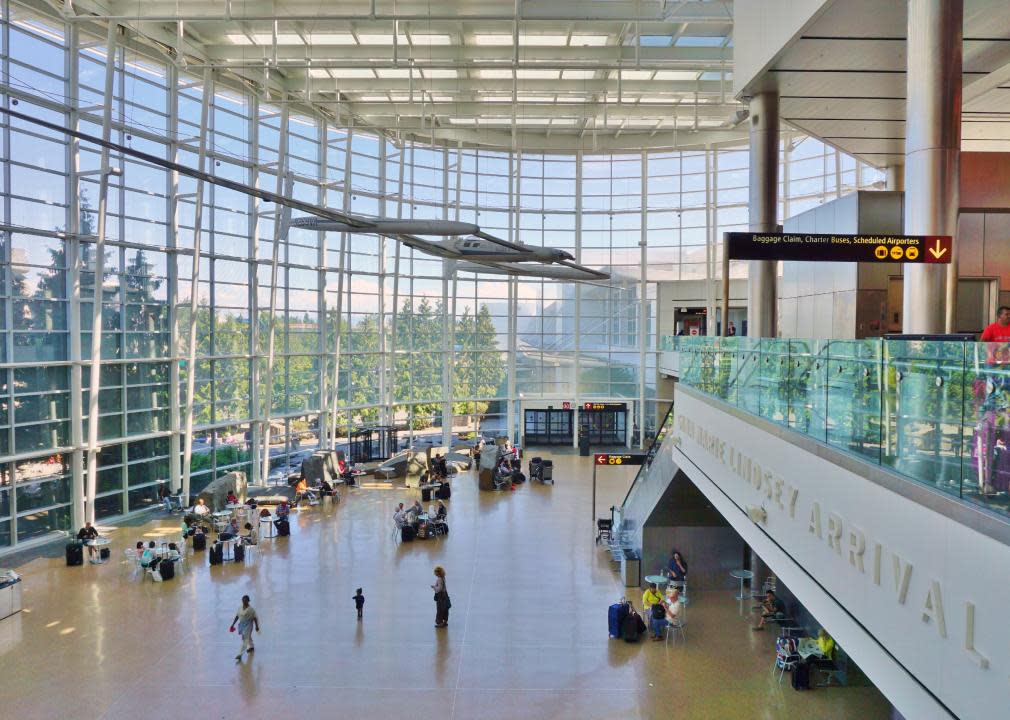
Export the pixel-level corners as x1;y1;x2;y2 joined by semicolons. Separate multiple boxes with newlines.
674;408;992;676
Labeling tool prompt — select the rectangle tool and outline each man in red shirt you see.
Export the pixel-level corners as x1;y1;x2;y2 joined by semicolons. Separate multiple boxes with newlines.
981;306;1010;365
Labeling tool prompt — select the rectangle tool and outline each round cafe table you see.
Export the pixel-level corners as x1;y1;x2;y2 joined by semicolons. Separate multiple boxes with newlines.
85;537;111;564
644;575;668;586
730;569;754;600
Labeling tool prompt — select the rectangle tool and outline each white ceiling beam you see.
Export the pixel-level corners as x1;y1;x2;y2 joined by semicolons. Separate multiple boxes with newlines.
964;57;1010;106
303;79;726;94
201;44;728;64
333;101;734;119
82;0;732;23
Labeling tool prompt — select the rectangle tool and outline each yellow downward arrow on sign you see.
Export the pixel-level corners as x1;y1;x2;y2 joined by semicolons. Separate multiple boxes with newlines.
929;239;948;259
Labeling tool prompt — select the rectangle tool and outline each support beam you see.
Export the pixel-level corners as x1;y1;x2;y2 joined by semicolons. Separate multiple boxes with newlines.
259;105;291;486
902;0;961;335
746;91;779;339
180;67;214;505
83;23;117;524
327;122;354;447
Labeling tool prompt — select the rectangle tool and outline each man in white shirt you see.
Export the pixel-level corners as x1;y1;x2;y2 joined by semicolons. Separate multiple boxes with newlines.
193;498;210;517
229;595;260;661
393;503;407;527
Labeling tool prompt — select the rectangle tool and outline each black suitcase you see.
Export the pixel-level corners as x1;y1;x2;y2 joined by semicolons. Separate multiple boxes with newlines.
234;543;245;563
192;533;206;551
276;519;290;536
159;560;175;580
209;543;223;565
435;484;451;500
421;487;432;502
791;661;811;690
621;611;644;643
99;547;110;560
65;542;84;567
401;525;415;542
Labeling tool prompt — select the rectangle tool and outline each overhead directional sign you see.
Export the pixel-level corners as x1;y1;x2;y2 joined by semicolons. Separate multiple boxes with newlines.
583;402;628;412
594;453;646;466
725;232;952;264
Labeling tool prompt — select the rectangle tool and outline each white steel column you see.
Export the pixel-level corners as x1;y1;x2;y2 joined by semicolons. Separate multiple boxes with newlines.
247;95;262;485
66;19;85;529
441;146;454;447
386;138;405;429
327;121;352;446
166;60;181;493
376;138;387;429
573;150;582;448
638;149;648;449
259;105;290;486
903;0;962;334
180;68;213;504
83;23;117;524
317;117;329;445
506;151;518;444
746;91;780;338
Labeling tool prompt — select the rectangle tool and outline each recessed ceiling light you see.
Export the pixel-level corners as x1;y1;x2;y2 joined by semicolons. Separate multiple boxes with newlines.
653;71;699;81
307;33;357;44
355;33;393;44
329;68;376;78
518;34;569;46
570;35;610;46
479;69;513;79
421;69;457;78
614;70;654;81
473;34;513;46
307;68;332;79
516;69;560;79
408;34;453;46
375;68;412;78
561;70;596;79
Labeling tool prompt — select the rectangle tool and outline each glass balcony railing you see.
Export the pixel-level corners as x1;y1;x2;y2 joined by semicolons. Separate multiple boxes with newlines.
676;336;1010;520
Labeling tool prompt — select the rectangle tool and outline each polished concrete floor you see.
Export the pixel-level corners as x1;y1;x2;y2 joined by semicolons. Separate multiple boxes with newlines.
0;451;892;720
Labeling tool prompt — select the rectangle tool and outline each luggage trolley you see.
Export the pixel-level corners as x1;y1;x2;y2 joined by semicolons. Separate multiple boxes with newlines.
529;457;554;484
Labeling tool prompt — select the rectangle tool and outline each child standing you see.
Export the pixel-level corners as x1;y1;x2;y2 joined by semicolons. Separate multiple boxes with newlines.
353;588;365;620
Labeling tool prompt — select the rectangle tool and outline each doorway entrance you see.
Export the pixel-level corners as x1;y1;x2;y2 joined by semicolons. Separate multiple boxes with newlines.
523;408;574;445
579;403;627;445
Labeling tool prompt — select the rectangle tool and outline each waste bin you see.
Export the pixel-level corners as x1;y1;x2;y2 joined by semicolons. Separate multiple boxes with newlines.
0;569;22;621
620;549;640;588
541;459;553;483
579;434;590;456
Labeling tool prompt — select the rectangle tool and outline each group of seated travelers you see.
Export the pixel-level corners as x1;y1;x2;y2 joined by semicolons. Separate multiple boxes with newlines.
135;540;182;577
643;584;683;640
430;454;449;480
393;500;448;535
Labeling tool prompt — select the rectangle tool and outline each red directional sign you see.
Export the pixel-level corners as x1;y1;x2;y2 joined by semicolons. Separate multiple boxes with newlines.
921;235;952;263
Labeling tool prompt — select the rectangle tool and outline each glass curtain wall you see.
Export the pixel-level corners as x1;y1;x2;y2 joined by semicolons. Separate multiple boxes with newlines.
0;0;886;550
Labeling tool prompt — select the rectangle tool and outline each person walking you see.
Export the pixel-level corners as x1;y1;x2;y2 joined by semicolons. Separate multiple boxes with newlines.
229;595;260;661
353;588;365;620
432;566;451;628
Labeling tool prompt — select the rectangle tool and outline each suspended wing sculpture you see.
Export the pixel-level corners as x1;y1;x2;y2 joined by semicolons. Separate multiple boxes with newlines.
0;105;608;282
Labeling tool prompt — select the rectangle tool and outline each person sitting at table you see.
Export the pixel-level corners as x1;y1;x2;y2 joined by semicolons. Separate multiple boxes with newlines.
319;478;334;497
241;522;258;546
220;518;239;540
165;542;182;563
135;541;145;561
815;628;835;660
274;501;290;530
226;491;239;506
77;521;100;560
665;550;688;584
643;582;664;621
160;485;174;512
140;541;157;569
193;497;211;517
752;590;786;631
435;501;447;520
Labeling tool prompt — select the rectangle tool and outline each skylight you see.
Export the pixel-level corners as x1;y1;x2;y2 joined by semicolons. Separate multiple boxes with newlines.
570;35;610;47
329;68;376;79
615;70;654;81
515;69;561;80
375;68;413;78
675;36;726;47
654;71;700;81
561;70;596;80
421;69;458;78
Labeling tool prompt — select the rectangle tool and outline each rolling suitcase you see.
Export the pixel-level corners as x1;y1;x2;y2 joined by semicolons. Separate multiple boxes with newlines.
435;484;451;500
99;548;110;561
209;542;223;565
192;533;206;551
421;487;432;502
401;525;415;542
791;661;811;690
234;543;245;563
621;610;644;643
608;602;629;638
65;542;84;567
276;519;290;537
159;560;175;580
